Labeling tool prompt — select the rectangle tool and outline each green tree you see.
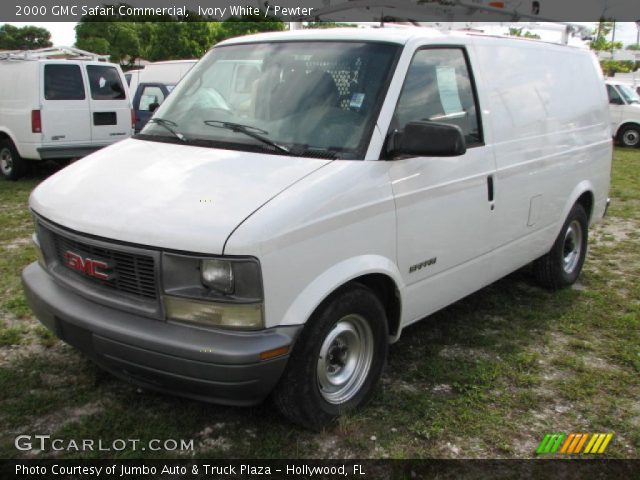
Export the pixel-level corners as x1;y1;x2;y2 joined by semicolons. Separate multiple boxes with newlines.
76;21;141;65
135;22;159;60
508;27;540;39
600;59;635;74
74;6;285;64
590;20;623;53
215;13;285;43
305;22;356;29
148;22;217;61
0;24;53;49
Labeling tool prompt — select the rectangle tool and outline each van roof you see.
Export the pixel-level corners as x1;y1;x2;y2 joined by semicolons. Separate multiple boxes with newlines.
0;58;120;67
0;46;111;62
605;80;634;86
218;27;439;46
146;60;198;66
217;26;583;50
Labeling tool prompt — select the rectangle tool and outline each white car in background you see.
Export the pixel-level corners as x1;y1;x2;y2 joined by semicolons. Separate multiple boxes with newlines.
605;80;640;148
128;60;197;132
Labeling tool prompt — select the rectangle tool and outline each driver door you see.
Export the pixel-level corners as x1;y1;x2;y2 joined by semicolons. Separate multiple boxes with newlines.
133;83;169;133
387;47;497;323
606;84;624;134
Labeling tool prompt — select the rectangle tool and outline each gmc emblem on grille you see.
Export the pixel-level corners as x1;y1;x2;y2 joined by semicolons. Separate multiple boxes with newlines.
63;251;114;281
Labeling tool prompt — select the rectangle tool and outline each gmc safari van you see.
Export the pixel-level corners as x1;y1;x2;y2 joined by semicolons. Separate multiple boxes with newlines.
22;28;612;429
0;55;132;180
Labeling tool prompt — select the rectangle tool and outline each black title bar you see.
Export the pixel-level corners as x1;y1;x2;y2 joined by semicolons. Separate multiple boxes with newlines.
1;0;640;23
3;459;640;480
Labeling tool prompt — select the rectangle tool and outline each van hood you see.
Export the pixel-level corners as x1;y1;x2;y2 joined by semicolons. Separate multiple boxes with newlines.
30;139;331;254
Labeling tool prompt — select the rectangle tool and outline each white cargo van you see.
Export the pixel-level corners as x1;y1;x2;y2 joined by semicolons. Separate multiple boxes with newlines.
22;28;611;429
0;55;133;180
605;80;640;148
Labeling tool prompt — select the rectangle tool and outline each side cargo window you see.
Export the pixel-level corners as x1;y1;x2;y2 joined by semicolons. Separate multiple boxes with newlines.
44;64;85;100
391;48;482;146
87;65;126;100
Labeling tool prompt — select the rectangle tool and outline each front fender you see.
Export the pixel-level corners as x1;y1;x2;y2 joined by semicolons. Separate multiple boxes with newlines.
279;254;405;337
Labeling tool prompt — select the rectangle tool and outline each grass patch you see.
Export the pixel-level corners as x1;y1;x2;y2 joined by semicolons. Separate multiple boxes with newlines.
0;325;26;346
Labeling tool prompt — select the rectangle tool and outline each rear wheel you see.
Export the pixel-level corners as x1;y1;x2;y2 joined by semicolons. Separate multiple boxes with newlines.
273;283;388;430
618;124;640;148
0;139;27;180
533;203;588;289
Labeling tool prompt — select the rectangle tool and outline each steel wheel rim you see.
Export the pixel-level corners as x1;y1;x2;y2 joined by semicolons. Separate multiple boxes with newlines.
562;220;582;274
623;130;639;147
317;314;374;405
0;147;13;175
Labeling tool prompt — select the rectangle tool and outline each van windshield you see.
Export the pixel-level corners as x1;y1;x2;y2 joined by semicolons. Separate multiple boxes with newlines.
616;84;640;104
137;41;400;159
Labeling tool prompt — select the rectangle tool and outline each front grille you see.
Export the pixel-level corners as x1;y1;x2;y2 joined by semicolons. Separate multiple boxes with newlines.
50;230;158;300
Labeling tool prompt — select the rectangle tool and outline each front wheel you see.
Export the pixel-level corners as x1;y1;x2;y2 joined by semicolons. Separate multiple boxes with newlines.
618;124;640;148
0;139;27;180
533;203;588;289
273;283;388;430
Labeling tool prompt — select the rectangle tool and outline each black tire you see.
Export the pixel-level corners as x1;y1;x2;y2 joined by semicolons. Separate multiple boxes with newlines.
618;124;640;148
55;158;72;168
273;283;388;430
0;138;27;180
533;203;588;290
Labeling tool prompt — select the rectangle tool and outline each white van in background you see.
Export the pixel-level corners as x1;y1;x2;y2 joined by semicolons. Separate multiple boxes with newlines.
124;69;142;86
23;28;611;429
128;60;197;132
0;56;133;180
605;80;640;148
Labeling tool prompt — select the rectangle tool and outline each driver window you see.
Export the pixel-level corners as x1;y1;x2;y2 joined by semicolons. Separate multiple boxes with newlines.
139;86;165;112
606;84;624;105
392;48;482;146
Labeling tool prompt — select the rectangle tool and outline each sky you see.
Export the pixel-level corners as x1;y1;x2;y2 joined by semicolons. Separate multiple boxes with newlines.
2;21;639;49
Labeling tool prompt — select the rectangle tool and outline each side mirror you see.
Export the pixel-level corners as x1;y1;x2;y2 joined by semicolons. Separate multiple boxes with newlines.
609;97;624;106
149;102;160;113
386;121;466;158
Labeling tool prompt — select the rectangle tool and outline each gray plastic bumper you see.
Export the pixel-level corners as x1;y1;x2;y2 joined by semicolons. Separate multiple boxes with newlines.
37;145;103;160
22;262;302;406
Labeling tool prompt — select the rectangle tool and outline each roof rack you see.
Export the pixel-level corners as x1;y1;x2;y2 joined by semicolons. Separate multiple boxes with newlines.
0;46;110;61
296;0;592;45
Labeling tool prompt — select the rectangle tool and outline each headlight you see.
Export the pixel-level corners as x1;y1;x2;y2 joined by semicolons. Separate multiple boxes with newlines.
201;258;234;294
32;232;46;268
164;296;263;330
162;253;264;329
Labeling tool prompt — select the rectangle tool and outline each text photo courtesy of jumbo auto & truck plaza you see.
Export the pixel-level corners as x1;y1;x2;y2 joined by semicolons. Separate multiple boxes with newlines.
1;0;640;478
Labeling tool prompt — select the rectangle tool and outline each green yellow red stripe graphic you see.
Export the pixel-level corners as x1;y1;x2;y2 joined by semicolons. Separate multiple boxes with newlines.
536;433;613;455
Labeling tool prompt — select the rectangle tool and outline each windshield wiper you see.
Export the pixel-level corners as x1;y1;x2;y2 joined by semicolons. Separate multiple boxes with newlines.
148;118;188;143
204;120;290;154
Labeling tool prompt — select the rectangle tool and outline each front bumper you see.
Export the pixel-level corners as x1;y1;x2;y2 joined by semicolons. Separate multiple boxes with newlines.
22;262;301;406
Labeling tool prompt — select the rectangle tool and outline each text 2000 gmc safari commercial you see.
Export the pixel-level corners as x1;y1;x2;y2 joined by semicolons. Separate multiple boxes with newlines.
22;28;612;429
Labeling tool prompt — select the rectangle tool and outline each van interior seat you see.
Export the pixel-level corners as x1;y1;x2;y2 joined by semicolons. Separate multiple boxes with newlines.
394;65;445;128
392;63;473;138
